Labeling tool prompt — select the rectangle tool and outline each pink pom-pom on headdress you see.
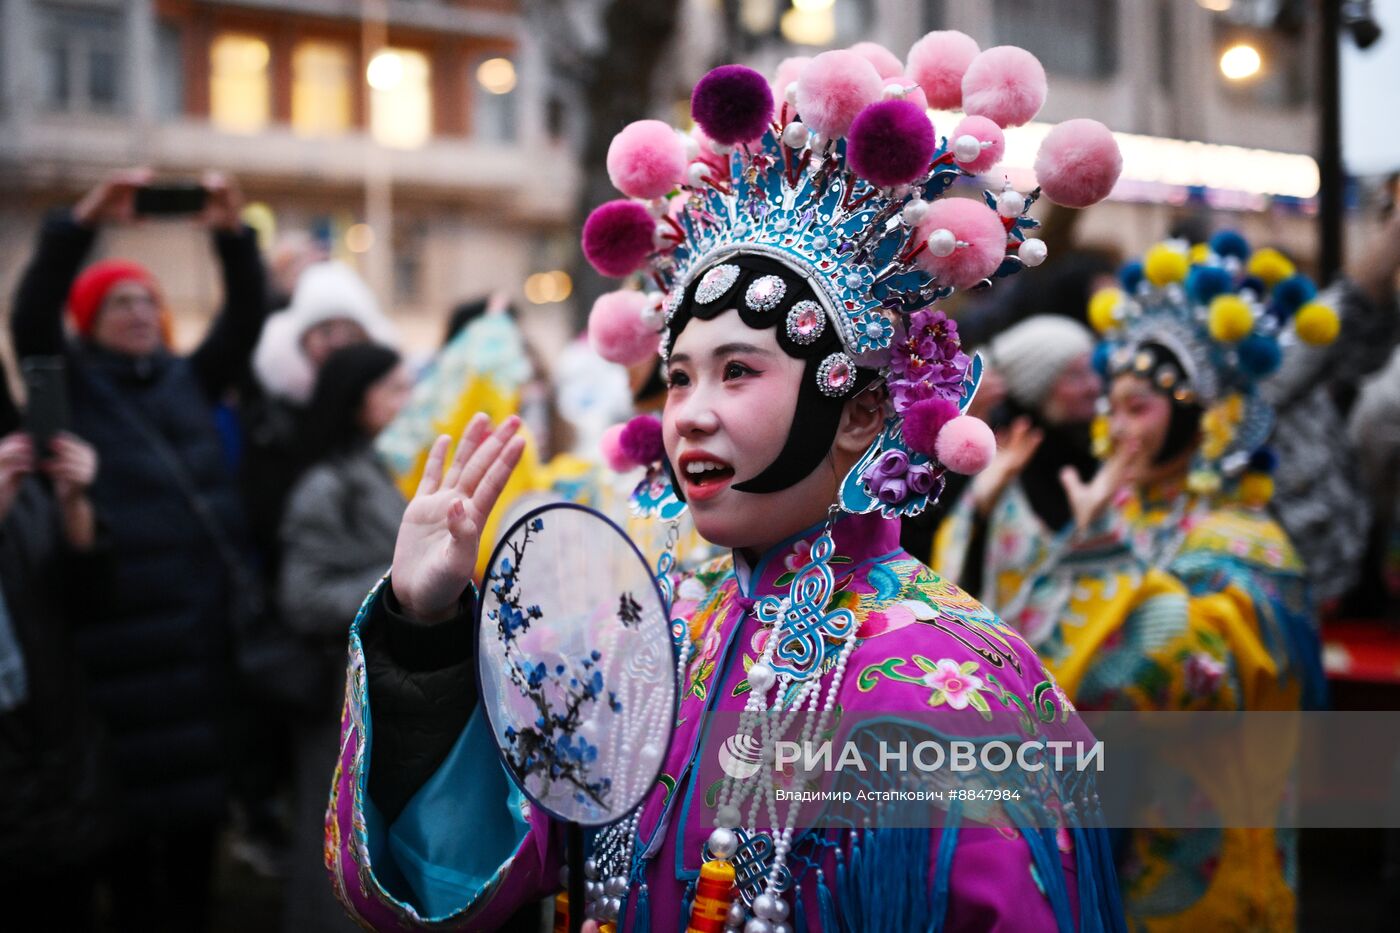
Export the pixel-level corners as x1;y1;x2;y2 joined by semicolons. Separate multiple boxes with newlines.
961;46;1047;128
796;50;882;139
600;423;632;472
582;200;656;277
913;197;1008;290
691;65;774;146
770;56;811;119
850;42;904;80
619;415;665;467
950;115;1005;175
902;397;960;457
588;290;659;365
935;415;996;475
905;31;980;110
847;100;936;188
1034;118;1123;208
607;120;686;200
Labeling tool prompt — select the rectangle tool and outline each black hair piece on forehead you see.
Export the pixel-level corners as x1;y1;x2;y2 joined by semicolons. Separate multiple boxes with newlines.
667;254;845;362
663;252;879;498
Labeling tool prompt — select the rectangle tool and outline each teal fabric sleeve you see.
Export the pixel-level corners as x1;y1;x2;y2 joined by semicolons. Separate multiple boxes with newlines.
381;705;533;918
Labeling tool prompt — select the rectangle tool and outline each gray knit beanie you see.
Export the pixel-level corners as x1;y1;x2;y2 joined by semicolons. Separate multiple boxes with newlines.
987;314;1095;410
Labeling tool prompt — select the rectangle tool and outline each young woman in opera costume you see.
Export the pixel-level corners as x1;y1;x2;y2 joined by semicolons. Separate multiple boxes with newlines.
952;236;1335;931
322;32;1129;933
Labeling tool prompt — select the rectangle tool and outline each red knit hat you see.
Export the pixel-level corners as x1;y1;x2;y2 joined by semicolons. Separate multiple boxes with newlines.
67;260;158;336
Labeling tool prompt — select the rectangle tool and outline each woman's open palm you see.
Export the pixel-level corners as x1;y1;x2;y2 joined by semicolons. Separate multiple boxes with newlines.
390;414;525;623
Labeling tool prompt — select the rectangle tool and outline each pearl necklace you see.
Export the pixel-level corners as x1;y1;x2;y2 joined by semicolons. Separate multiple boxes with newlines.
586;517;858;933
703;516;859;933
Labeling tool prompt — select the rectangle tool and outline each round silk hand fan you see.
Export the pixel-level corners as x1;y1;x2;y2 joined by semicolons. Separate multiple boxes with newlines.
476;503;676;929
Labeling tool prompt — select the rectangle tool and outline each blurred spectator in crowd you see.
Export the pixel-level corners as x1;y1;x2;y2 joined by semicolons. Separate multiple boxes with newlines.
1265;210;1400;607
236;261;396;876
931;315;1101;602
246;261;397;577
276;342;408;932
1349;311;1400;614
0;371;115;930
9;167;267;930
265;230;328;311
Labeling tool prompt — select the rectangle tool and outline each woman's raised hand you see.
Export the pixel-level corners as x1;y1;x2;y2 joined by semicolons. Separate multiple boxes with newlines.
1061;439;1139;532
390;414;525;623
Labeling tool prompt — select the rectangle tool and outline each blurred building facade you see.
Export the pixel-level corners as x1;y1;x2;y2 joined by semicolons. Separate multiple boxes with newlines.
0;0;578;352
0;0;1341;356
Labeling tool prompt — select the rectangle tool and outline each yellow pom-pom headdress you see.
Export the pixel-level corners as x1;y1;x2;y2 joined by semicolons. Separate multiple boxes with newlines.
1090;232;1336;502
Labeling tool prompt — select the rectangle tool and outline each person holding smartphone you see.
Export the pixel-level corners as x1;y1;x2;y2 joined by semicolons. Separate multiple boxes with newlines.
0;368;114;930
9;168;268;930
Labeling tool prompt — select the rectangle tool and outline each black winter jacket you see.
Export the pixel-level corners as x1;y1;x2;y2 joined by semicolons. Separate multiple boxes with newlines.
0;479;118;874
10;213;268;830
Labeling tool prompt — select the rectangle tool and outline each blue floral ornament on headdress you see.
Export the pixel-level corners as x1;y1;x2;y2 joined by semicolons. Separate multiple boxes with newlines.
840;353;983;518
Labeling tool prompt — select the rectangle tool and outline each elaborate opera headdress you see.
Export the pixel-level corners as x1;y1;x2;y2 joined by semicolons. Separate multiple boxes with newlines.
584;35;1124;519
1089;233;1340;502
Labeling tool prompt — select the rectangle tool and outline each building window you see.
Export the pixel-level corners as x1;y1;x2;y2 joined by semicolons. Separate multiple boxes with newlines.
292;40;352;137
210;33;271;133
471;55;517;143
156;21;185;120
367;47;431;149
38;5;125;114
993;0;1118;80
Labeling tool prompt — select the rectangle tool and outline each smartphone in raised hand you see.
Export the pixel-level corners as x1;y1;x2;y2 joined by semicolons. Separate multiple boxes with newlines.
21;357;69;464
134;183;208;216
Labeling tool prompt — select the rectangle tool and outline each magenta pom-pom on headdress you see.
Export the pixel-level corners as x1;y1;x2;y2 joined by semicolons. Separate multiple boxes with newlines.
1034;119;1123;208
961;46;1047;128
795;50;882;139
913;198;1008;290
905;30;980;110
588;289;660;365
902;397;961;458
607;120;686;200
846;100;936;188
618;415;665;467
582;200;656;277
691;65;773;146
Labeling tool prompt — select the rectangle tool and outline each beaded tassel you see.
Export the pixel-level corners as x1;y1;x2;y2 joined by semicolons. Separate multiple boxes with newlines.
816;869;839;932
633;882;650;933
677;880;696;933
791;883;808;933
685;859;737;933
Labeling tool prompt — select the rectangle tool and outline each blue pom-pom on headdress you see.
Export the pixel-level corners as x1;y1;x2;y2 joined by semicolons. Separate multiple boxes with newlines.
1271;274;1317;315
1236;332;1283;379
1091;341;1112;378
1119;260;1145;293
1186;265;1234;304
1248;446;1278;473
1238;275;1268;300
1209;230;1250;260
